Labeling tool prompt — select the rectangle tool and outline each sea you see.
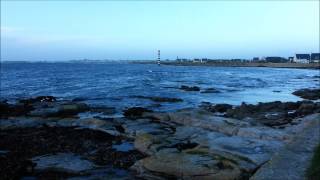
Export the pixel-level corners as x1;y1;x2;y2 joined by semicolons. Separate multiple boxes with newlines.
1;62;319;113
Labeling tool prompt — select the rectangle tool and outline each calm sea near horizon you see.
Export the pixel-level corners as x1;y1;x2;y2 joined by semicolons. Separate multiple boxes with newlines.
1;62;319;112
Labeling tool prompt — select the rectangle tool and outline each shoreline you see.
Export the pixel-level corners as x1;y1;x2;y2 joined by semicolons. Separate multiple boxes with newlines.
135;61;320;69
1;88;319;179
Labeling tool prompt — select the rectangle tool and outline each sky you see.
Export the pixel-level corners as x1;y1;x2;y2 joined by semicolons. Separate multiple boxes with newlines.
1;0;319;61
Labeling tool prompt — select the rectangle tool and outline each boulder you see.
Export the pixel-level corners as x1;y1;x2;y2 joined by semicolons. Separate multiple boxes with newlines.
292;88;320;100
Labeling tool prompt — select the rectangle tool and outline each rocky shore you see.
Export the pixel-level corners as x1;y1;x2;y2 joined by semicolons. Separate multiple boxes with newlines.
1;89;319;179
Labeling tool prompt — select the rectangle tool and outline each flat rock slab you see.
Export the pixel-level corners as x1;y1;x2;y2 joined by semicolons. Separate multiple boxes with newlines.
32;153;96;173
132;150;242;180
251;114;320;180
207;136;284;166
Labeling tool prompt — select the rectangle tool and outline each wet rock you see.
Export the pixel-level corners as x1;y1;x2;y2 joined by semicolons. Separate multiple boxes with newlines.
170;141;198;151
0;100;34;118
224;101;315;127
19;96;57;104
0;126;145;178
201;103;233;113
292;88;320;100
179;85;200;91
132;96;183;103
214;104;233;113
296;102;320;115
200;88;221;93
123;107;153;119
144;109;248;136
32;153;95;173
0;100;10;117
28;107;60;117
28;103;89;117
58;103;89;115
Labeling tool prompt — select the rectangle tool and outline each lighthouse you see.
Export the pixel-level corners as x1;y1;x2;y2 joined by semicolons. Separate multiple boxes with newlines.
157;50;161;66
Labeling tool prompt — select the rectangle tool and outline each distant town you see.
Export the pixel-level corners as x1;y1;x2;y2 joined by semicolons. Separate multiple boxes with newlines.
176;52;320;64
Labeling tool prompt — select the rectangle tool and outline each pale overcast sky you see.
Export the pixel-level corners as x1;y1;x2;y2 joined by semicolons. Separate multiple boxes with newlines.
1;1;319;61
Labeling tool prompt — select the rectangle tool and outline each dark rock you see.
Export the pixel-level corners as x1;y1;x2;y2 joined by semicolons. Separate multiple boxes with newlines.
200;88;221;93
179;85;200;91
0;153;36;180
123;107;153;119
292;88;320;100
19;96;57;105
133;96;183;103
225;101;319;127
0;100;10;117
171;141;198;151
0;127;145;178
296;102;317;116
214;104;233;113
28;107;60;117
0;100;34;118
200;103;233;113
259;112;291;126
28;103;89;117
114;125;125;133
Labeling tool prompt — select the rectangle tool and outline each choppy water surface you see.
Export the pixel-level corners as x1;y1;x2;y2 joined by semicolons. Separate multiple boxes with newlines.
1;62;319;112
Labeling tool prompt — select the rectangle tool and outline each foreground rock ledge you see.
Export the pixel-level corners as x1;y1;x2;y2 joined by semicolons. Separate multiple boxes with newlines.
1;96;320;179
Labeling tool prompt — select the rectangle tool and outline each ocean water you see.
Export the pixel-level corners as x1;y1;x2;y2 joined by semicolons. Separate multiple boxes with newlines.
1;62;319;112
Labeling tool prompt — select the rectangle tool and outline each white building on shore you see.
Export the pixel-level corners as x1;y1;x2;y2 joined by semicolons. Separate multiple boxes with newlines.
294;54;310;63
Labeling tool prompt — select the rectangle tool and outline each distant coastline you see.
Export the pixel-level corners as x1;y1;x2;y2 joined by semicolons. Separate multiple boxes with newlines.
2;60;319;69
134;61;320;69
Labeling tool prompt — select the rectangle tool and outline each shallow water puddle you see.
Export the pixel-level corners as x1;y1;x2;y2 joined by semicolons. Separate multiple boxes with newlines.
112;141;134;152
